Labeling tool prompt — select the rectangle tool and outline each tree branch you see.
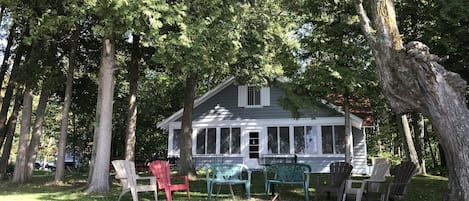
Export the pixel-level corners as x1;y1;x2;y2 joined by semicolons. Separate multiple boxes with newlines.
353;0;376;46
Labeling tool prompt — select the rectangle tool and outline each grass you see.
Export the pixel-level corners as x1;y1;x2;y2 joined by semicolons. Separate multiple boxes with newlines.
0;170;447;201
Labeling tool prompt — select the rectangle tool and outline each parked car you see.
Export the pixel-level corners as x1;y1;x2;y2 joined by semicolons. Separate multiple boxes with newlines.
45;162;56;170
34;162;41;169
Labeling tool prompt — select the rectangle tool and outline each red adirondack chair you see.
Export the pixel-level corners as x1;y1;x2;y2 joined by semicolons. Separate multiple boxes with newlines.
148;160;190;201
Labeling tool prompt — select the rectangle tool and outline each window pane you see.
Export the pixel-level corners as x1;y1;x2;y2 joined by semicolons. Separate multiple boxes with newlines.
268;127;278;154
279;127;290;153
231;128;241;154
294;126;305;154
322;126;333;154
248;86;261;105
173;129;180;153
334;126;345;154
220;128;230;154
196;129;206;154
305;126;318;154
207;128;216;154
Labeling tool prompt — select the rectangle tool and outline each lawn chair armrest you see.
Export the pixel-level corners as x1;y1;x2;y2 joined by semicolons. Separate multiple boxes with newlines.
135;176;157;184
346;179;367;191
315;174;331;186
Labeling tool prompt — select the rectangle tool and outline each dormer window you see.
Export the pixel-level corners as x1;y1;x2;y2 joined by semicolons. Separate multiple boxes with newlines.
238;85;270;107
248;86;261;106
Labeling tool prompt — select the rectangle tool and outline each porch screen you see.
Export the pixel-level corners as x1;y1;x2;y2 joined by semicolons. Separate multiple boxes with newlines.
321;125;345;154
196;128;216;154
294;126;318;154
220;127;241;154
268;127;290;154
173;129;180;154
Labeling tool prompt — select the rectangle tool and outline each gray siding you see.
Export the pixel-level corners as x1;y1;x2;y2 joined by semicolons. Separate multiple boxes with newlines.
180;84;341;121
352;127;367;174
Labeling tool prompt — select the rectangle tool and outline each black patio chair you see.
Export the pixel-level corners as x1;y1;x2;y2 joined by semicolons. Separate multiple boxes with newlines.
315;161;353;201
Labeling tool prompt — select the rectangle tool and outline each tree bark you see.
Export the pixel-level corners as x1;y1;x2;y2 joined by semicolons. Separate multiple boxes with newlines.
55;25;79;183
178;73;197;177
0;42;24;150
25;87;50;181
0;87;23;180
344;95;353;164
12;88;33;183
124;34;140;161
397;114;421;171
425;124;438;169
353;0;469;199
86;35;116;194
0;23;16;87
412;113;427;175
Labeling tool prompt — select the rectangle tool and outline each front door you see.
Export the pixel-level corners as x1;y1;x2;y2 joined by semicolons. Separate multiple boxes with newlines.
245;131;260;169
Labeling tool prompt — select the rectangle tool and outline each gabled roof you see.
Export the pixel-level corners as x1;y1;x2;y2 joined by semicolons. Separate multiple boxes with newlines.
158;77;368;130
157;77;236;129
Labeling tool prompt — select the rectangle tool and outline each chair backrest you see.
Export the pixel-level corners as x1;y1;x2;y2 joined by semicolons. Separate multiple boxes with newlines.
370;161;391;181
389;161;416;196
329;162;353;187
368;161;391;192
148;160;172;189
112;160;137;190
268;163;311;182
206;163;246;180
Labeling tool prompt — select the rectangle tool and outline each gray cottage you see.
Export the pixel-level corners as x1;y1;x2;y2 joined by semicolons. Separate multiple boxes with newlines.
158;77;368;174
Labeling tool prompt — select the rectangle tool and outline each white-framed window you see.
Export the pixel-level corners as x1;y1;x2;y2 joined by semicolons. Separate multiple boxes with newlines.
220;127;241;154
195;127;241;155
173;129;181;154
267;127;290;154
294;126;318;154
321;125;345;154
196;128;216;154
238;85;270;107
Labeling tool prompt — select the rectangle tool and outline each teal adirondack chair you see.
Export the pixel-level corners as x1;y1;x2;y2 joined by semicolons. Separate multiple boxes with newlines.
205;163;252;200
264;163;312;201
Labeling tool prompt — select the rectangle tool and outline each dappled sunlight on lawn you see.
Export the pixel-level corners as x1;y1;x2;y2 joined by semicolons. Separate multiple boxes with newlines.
0;170;448;201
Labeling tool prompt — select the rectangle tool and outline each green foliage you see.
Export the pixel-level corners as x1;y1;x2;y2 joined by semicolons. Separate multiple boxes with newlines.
280;0;378;117
396;0;469;87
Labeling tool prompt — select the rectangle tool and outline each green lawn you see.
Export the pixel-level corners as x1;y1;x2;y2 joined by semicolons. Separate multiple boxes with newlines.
0;170;447;201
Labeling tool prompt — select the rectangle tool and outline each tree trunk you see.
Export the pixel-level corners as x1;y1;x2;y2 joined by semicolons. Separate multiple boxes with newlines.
86;35;116;194
0;23;16;87
12;88;33;183
178;73;197;177
55;26;79;183
412;113;426;175
25;87;50;181
344;95;353;164
397;114;421;171
0;87;23;180
0;42;24;150
124;34;140;161
87;75;102;185
425;124;438;169
354;0;469;199
0;78;15;150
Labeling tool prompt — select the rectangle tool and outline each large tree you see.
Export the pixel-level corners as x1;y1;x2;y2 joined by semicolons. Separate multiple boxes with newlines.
353;0;469;199
86;0;168;193
281;1;377;164
86;35;116;193
158;0;297;176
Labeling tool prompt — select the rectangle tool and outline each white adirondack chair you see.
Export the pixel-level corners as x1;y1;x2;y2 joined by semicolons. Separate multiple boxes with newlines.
112;160;158;201
342;161;391;201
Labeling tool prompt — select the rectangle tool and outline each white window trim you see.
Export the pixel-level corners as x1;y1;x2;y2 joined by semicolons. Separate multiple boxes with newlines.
238;85;270;108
